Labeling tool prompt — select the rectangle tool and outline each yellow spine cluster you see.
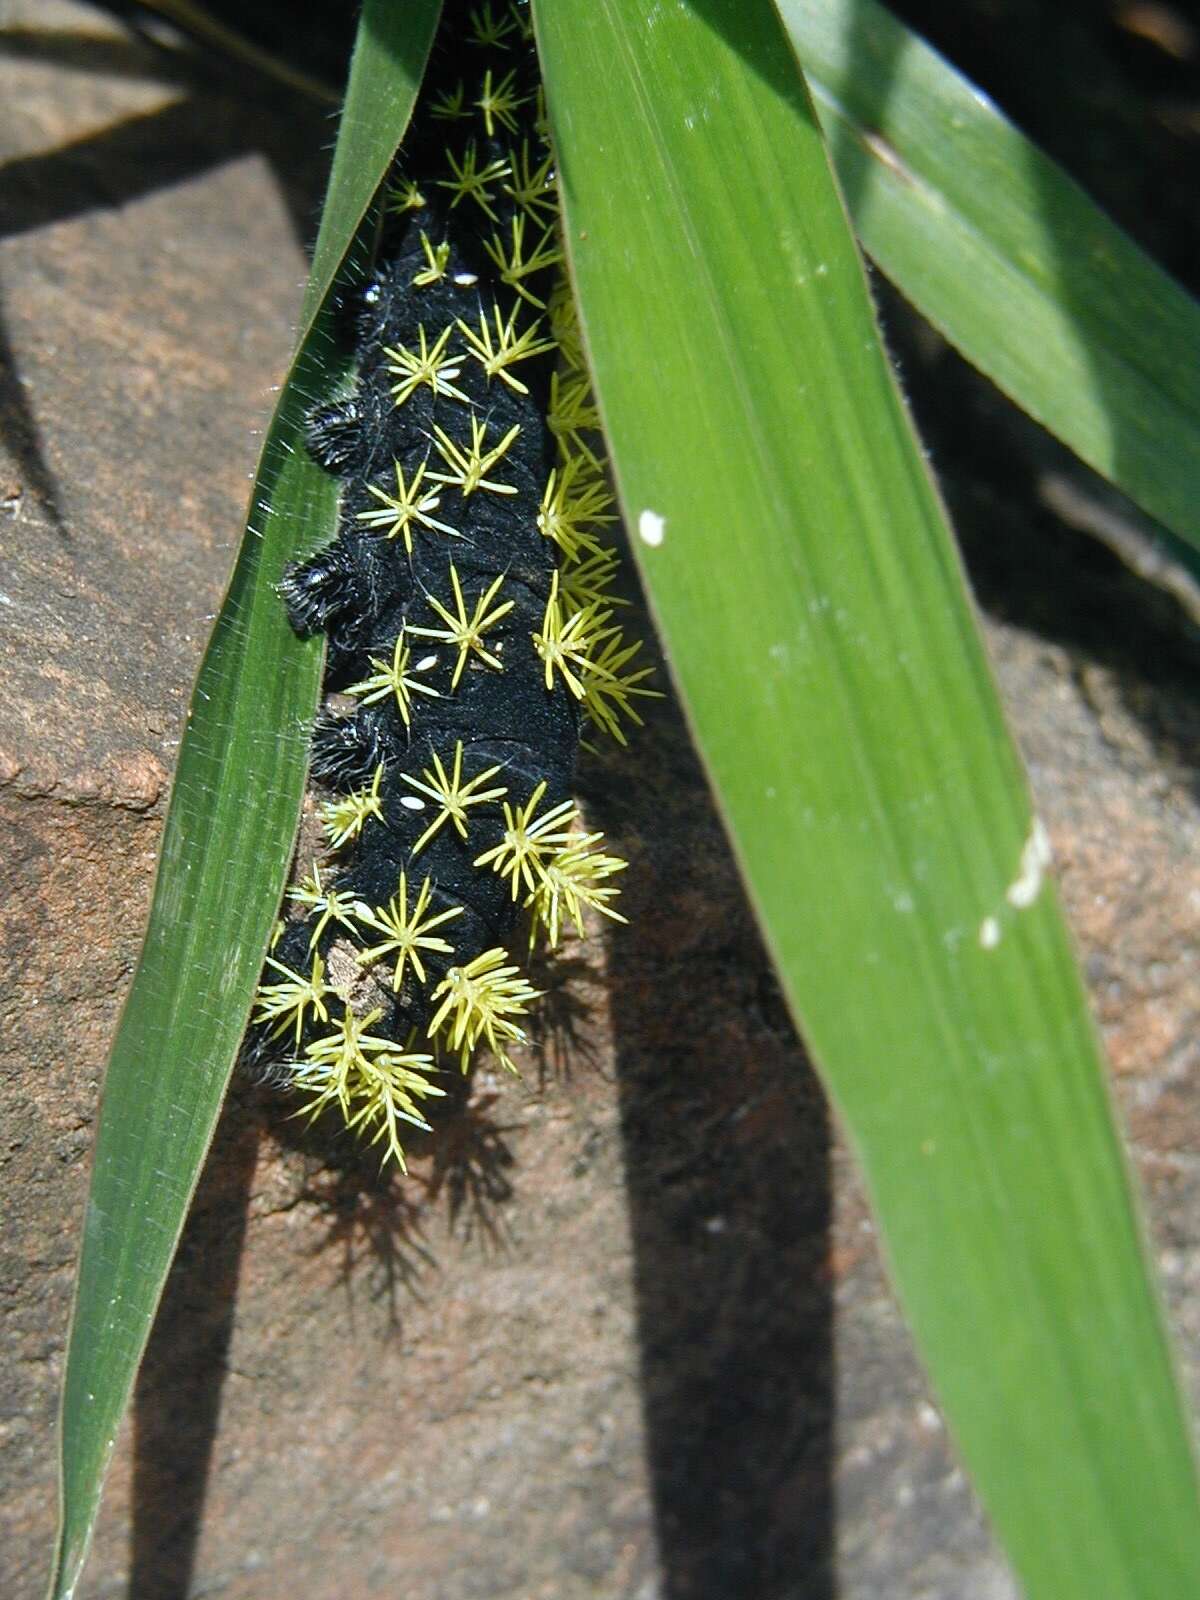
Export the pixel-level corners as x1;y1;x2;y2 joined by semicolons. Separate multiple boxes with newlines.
532;278;660;747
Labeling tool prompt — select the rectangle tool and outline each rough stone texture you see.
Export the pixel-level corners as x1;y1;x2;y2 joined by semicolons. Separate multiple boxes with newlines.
1;4;1198;1600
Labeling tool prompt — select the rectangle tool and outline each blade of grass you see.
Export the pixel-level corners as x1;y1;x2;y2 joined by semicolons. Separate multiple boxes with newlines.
534;1;1200;1595
776;0;1200;555
47;4;442;1595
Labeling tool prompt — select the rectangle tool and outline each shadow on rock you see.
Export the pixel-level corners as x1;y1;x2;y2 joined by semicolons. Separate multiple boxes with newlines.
592;678;836;1600
130;1104;259;1600
526;942;608;1090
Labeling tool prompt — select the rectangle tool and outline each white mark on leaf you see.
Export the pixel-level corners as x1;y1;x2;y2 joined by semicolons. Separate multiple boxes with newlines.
1006;818;1051;909
220;945;242;995
638;509;666;547
979;916;1001;950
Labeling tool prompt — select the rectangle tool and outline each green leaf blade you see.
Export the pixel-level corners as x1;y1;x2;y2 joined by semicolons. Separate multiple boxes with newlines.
777;0;1200;552
534;2;1200;1594
48;5;442;1596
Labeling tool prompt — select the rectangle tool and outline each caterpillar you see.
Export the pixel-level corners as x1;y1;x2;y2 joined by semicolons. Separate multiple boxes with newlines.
243;0;655;1170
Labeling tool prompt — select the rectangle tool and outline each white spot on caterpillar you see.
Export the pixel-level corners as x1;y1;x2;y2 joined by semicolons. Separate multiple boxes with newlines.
979;916;1001;950
400;796;425;811
1006;818;1051;909
917;1402;942;1433
639;509;666;547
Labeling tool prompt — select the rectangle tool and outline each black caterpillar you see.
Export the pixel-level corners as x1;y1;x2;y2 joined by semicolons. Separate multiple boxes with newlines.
245;0;654;1169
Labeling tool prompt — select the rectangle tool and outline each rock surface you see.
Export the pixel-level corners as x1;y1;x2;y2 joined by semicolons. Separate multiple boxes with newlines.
2;4;1197;1600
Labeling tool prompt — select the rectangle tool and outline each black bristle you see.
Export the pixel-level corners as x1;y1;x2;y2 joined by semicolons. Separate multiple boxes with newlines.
305;396;372;475
277;542;365;637
309;706;398;789
277;535;390;641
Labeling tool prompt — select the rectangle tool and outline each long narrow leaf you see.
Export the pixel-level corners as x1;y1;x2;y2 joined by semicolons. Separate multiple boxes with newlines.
777;0;1200;553
47;5;441;1595
534;1;1200;1595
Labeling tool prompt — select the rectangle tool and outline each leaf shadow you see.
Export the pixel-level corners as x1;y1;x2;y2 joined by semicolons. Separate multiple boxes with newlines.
130;1102;259;1600
585;574;836;1598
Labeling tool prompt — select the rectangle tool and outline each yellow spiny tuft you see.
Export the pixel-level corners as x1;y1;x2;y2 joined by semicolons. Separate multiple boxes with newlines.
408;564;515;689
547;371;603;467
547;277;587;372
532;569;614;698
386;177;426;213
473;780;579;899
427;948;541;1074
346;628;441;726
293;1004;444;1172
356;458;461;552
476;67;527;138
383;323;470;406
253;951;331;1047
427;415;522;498
526;834;629;948
321;765;385;849
354;871;465;990
503;141;557;224
287;862;361;948
343;1047;445;1172
558;547;628;614
413;231;451;287
437;143;511;220
430;82;470;121
537;458;616;559
456;302;556;393
483;214;563;308
469;1;518;48
509;0;535;43
579;630;661;746
402;739;509;854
